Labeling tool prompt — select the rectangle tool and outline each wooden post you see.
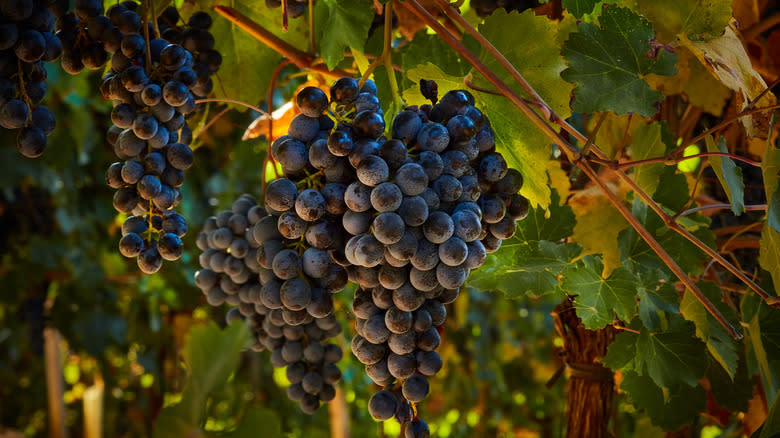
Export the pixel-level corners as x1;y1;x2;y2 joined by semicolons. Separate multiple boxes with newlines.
83;378;104;438
552;298;616;438
328;385;351;438
44;328;67;438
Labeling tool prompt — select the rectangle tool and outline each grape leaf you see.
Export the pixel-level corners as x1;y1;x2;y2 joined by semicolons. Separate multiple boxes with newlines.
680;282;741;379
764;135;780;234
759;226;780;306
743;292;780;403
707;352;753;413
561;6;677;118
604;316;708;388
705;135;745;215
636;318;708;387
681;49;732;117
758;391;780;438
470;9;574;208
157;321;252;425
629;0;732;43
602;328;638;370
620;371;707;430
561;0;601;17
400;34;471;80
638;281;680;332
468;240;581;298
314;0;374;70
632;122;668;196
196;0;308;109
562;255;637;329
225;407;282;438
683;27;777;138
402;62;464;106
592;112;642;159
570;188;629;275
516;190;576;242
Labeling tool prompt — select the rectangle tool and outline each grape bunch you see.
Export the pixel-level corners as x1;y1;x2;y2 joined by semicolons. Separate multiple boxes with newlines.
471;0;539;17
156;7;221;97
53;0;126;74
103;7;205;273
0;0;62;158
306;78;528;434
194;194;346;414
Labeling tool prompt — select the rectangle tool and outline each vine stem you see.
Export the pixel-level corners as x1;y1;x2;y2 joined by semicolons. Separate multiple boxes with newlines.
383;0;402;109
194;98;270;116
598;151;763;170
423;0;776;310
212;6;351;79
308;0;315;54
667;103;780;158
678;203;768;218
401;0;746;338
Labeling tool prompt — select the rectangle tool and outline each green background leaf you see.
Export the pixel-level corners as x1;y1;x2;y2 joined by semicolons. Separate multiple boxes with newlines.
705;135;745;215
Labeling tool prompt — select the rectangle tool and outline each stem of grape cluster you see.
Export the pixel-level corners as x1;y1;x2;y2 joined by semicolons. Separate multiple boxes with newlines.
382;0;403;109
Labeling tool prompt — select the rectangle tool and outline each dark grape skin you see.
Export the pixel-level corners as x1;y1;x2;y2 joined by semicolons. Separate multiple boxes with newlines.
296;86;328;117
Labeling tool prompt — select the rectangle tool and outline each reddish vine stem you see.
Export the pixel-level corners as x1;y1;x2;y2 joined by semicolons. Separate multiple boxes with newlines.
678;203;768;218
401;0;744;339
212;6;351;79
425;1;777;308
667;103;780;158
599;151;763;170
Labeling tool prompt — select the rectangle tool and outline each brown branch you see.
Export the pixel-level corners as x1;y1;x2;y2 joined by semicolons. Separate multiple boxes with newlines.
212;6;351;79
742;12;780;42
402;0;745;339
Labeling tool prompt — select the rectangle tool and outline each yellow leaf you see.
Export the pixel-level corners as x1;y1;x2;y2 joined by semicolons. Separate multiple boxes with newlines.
546;160;571;204
593;112;644;159
569;185;630;275
683;26;777;138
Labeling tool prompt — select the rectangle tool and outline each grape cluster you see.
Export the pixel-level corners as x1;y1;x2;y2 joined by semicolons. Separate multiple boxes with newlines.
305;78;528;434
53;0;126;74
471;0;539;17
156;7;221;98
194;195;346;414
0;0;62;157
103;6;206;273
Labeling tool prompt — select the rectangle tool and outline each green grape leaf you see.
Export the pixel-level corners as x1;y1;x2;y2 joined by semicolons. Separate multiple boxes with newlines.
516;190;576;242
561;255;638;329
561;6;677;118
157;321;252;425
401;34;471;80
706;352;753;413
743;292;780;403
561;0;601;17
638;281;680;332
620;371;707;430
632;122;668;196
470;10;574;208
468;240;582;297
758;391;780;438
636;318;708;387
402;63;464;106
679;282;741;379
225;407;283;438
314;0;374;69
630;0;732;43
199;0;308;109
705;135;745;215
602;329;638;370
152;415;204;438
764;137;780;234
759;225;780;295
619;196;715;278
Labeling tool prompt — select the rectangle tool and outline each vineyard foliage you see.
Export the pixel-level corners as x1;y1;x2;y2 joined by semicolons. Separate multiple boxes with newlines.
1;0;780;437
